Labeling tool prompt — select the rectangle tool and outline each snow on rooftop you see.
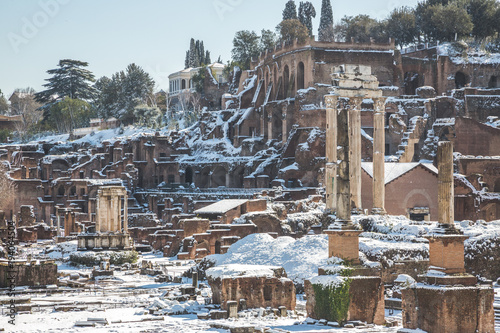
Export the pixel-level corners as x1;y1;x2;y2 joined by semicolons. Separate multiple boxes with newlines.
205;264;283;280
361;162;437;185
194;199;248;215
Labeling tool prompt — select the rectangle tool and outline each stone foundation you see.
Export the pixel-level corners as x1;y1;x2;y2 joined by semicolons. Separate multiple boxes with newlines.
77;233;132;251
304;276;385;325
402;284;495;333
325;230;363;264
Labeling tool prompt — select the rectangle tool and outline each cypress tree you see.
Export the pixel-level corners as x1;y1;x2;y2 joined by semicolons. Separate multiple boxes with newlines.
318;0;334;42
205;50;211;65
298;1;316;37
283;0;297;20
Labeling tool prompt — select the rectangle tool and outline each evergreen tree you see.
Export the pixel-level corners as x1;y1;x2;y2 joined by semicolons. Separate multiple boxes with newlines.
282;0;297;20
231;30;260;69
0;92;8;115
260;29;278;52
189;38;196;68
467;0;498;39
205;50;211;65
279;19;309;44
298;1;316;37
430;3;473;41
217;55;222;63
199;41;205;65
185;51;190;69
35;59;96;104
336;15;387;43
318;0;334;42
195;40;201;67
386;7;418;47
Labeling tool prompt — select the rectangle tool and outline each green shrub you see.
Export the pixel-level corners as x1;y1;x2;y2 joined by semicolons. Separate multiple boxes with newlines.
312;267;353;325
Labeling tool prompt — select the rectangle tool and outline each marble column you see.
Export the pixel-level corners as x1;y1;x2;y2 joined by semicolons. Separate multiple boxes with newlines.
336;106;351;223
438;141;454;228
325;94;338;212
372;97;387;214
349;96;363;212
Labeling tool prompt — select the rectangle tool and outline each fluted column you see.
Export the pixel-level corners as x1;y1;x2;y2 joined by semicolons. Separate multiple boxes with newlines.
325;94;338;211
372;97;387;214
349;96;363;212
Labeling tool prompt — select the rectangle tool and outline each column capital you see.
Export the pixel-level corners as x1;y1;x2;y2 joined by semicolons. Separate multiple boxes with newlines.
373;97;387;113
325;95;338;109
350;96;364;110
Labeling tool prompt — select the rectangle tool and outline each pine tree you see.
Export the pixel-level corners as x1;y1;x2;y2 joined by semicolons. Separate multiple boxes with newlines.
318;0;334;42
298;1;316;37
195;40;201;67
35;59;96;104
205;50;211;65
282;0;297;20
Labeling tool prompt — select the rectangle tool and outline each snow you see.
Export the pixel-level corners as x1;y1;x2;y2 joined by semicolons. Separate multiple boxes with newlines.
361;162;438;185
309;274;345;288
206;264;284;280
204;233;329;284
194;199;248;215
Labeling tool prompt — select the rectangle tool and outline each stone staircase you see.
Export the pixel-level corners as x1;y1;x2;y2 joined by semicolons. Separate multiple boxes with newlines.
396;116;427;162
494;295;500;331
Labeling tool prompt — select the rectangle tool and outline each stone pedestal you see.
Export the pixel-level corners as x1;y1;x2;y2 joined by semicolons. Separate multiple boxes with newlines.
325;229;363;264
402;285;494;333
426;234;469;274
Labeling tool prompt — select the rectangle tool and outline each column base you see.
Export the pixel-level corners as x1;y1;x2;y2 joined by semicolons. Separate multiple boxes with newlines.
325;229;363;265
371;207;386;215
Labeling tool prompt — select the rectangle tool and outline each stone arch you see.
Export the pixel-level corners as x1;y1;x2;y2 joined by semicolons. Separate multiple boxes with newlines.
185;167;193;184
404;72;421;95
297;62;305;91
403;189;433;215
58;186;65;196
455;71;468;89
212;166;227;187
494;179;500;192
199;167;211;188
232;166;245;188
214;240;221;254
488;76;498;88
52;159;69;172
283;65;290;99
273;116;283;140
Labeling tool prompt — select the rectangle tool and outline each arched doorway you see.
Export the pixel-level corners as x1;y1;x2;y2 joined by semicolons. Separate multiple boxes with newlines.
283;65;290;99
181;79;186;90
185;167;193;184
404;72;420;95
212;166;226;187
297;62;305;90
489;76;498;88
455;72;467;89
215;240;221;254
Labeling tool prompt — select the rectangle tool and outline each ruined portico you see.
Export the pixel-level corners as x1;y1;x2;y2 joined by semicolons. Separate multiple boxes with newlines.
77;186;132;251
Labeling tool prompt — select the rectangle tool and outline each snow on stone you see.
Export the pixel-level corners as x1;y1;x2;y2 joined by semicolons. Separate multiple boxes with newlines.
309;274;345;288
206;264;283;280
205;233;329;284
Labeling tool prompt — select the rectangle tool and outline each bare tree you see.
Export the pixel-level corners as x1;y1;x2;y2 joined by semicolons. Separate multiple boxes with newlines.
0;162;15;216
10;88;43;140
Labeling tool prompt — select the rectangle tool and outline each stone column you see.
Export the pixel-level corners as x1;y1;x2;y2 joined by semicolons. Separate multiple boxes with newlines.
95;198;100;233
267;110;273;140
281;105;287;143
336;106;351;223
372;97;387;214
349;96;363;212
325;95;338;212
438;141;454;228
56;208;60;236
123;195;128;233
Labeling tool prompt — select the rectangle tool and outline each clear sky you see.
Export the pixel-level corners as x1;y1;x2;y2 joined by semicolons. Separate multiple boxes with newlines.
0;0;420;97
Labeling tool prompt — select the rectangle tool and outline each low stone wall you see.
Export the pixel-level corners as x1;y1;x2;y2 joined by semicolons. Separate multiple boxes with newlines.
212;276;296;311
0;260;57;287
402;284;494;333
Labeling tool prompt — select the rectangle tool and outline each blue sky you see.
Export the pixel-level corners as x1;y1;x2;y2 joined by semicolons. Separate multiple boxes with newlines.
0;0;420;97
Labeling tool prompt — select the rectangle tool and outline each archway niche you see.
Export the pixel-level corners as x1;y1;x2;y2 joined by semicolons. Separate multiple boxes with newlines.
212;166;226;188
297;62;305;91
185;167;193;184
283;65;290;99
455;72;468;89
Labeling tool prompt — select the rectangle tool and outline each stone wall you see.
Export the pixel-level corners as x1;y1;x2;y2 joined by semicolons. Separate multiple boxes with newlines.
0;260;57;287
402;285;494;333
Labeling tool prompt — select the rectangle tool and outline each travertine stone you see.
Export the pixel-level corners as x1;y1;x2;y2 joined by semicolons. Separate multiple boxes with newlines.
349;96;363;211
336;107;351;223
438;141;454;227
372;97;387;214
325;94;338;211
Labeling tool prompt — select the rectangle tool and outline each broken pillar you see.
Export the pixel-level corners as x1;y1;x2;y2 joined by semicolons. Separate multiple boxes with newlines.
401;141;495;333
19;205;35;227
192;271;198;289
372;97;387;214
64;209;76;237
227;301;238;318
325;94;338;212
